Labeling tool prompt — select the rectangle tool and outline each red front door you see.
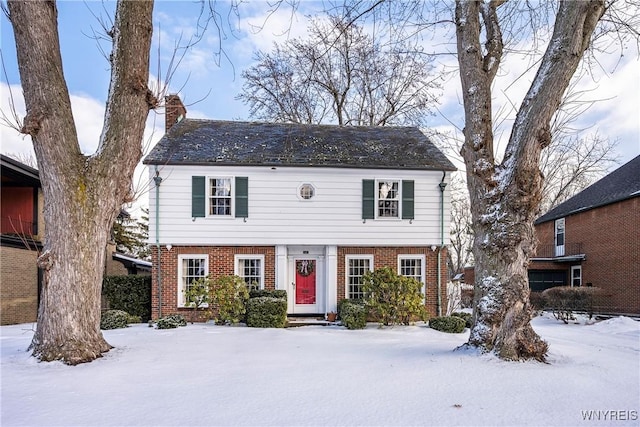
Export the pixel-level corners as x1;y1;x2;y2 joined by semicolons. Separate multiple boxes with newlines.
295;259;316;305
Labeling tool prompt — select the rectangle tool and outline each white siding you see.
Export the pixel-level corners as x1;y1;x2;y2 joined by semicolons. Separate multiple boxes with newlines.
148;165;451;246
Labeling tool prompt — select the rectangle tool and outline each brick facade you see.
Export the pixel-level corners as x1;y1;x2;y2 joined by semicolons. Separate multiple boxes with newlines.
530;197;639;315
151;246;276;319
0;246;38;325
152;245;449;320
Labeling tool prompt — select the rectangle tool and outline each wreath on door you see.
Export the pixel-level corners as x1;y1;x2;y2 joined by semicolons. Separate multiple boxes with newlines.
297;260;315;277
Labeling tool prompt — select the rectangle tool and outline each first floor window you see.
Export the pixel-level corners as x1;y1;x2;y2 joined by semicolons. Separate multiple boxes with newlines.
235;255;264;290
346;256;373;300
398;255;425;294
209;177;232;216
571;265;582;287
179;255;208;306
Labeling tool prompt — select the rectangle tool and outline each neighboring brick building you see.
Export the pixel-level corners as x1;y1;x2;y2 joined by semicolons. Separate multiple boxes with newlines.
0;155;43;325
145;96;455;320
1;155;151;325
529;155;640;315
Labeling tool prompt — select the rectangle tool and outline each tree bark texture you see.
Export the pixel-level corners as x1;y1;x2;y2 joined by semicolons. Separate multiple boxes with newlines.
8;0;154;364
455;0;605;361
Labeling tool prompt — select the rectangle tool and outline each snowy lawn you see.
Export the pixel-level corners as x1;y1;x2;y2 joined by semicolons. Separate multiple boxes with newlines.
1;314;638;427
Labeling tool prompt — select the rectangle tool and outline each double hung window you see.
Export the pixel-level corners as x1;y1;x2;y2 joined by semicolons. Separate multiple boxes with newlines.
346;256;373;300
178;255;208;307
235;255;264;290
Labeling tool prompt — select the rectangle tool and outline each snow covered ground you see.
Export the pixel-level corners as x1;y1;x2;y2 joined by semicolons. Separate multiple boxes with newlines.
1;313;638;427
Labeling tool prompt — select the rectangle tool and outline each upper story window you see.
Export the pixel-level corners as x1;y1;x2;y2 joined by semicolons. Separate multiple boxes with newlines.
555;218;565;256
209;177;232;216
377;180;399;218
299;183;315;200
362;179;413;221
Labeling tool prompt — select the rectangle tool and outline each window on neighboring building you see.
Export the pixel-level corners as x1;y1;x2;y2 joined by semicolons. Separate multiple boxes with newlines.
209;177;232;216
377;180;399;218
346;256;373;299
398;255;426;295
571;265;582;287
555;218;565;256
235;255;264;290
178;255;208;306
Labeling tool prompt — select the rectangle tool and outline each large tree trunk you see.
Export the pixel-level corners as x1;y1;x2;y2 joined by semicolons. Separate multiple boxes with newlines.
8;0;155;364
455;0;605;361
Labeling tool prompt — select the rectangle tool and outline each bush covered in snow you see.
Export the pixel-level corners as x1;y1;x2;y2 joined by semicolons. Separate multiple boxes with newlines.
100;309;130;330
429;316;466;333
451;311;472;328
156;314;187;329
338;299;367;330
362;267;426;326
246;297;287;328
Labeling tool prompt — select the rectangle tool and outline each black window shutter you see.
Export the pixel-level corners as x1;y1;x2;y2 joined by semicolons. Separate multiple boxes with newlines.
362;180;375;219
402;180;414;220
235;177;249;218
192;176;206;218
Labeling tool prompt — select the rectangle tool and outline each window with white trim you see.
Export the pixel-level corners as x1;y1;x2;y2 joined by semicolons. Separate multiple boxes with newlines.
235;255;264;290
377;180;400;218
178;255;208;307
555;218;565;256
571;265;582;287
346;255;373;300
398;255;426;293
209;177;232;216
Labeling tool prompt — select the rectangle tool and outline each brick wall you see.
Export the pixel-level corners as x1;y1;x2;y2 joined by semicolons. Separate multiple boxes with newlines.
0;246;38;325
337;246;448;317
151;245;449;319
532;197;640;315
151;246;276;319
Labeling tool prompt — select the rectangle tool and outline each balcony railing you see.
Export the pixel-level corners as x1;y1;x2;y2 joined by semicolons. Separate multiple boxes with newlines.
0;216;36;236
533;243;584;258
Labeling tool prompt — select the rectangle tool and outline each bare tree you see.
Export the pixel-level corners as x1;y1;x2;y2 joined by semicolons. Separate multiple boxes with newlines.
238;15;441;126
447;173;474;277
6;0;155;364
454;0;635;360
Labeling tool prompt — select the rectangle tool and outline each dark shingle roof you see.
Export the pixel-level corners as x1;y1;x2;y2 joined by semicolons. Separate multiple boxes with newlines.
143;119;456;171
535;155;640;224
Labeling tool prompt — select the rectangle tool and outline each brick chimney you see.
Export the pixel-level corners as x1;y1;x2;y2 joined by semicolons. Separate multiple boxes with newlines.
165;94;187;132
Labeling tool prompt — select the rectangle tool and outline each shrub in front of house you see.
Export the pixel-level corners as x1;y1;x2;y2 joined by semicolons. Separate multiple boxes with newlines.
451;311;472;328
156;314;187;329
541;286;604;323
529;291;546;312
246;296;287;328
100;309;130;330
249;289;287;300
429;316;466;333
338;299;367;330
362;267;426;326
102;275;152;322
209;275;250;325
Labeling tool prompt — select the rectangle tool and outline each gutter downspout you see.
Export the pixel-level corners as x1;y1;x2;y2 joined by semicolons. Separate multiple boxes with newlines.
153;167;163;319
437;171;447;317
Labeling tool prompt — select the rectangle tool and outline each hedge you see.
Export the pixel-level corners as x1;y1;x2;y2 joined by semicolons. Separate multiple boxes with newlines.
338;299;367;330
249;289;287;300
246;297;287;328
103;275;151;322
429;316;466;333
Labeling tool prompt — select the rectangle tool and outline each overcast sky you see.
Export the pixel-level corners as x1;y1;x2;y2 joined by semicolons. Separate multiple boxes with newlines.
1;1;638;214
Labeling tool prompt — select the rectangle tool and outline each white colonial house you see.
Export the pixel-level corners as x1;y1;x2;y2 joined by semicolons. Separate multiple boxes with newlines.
144;96;455;320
